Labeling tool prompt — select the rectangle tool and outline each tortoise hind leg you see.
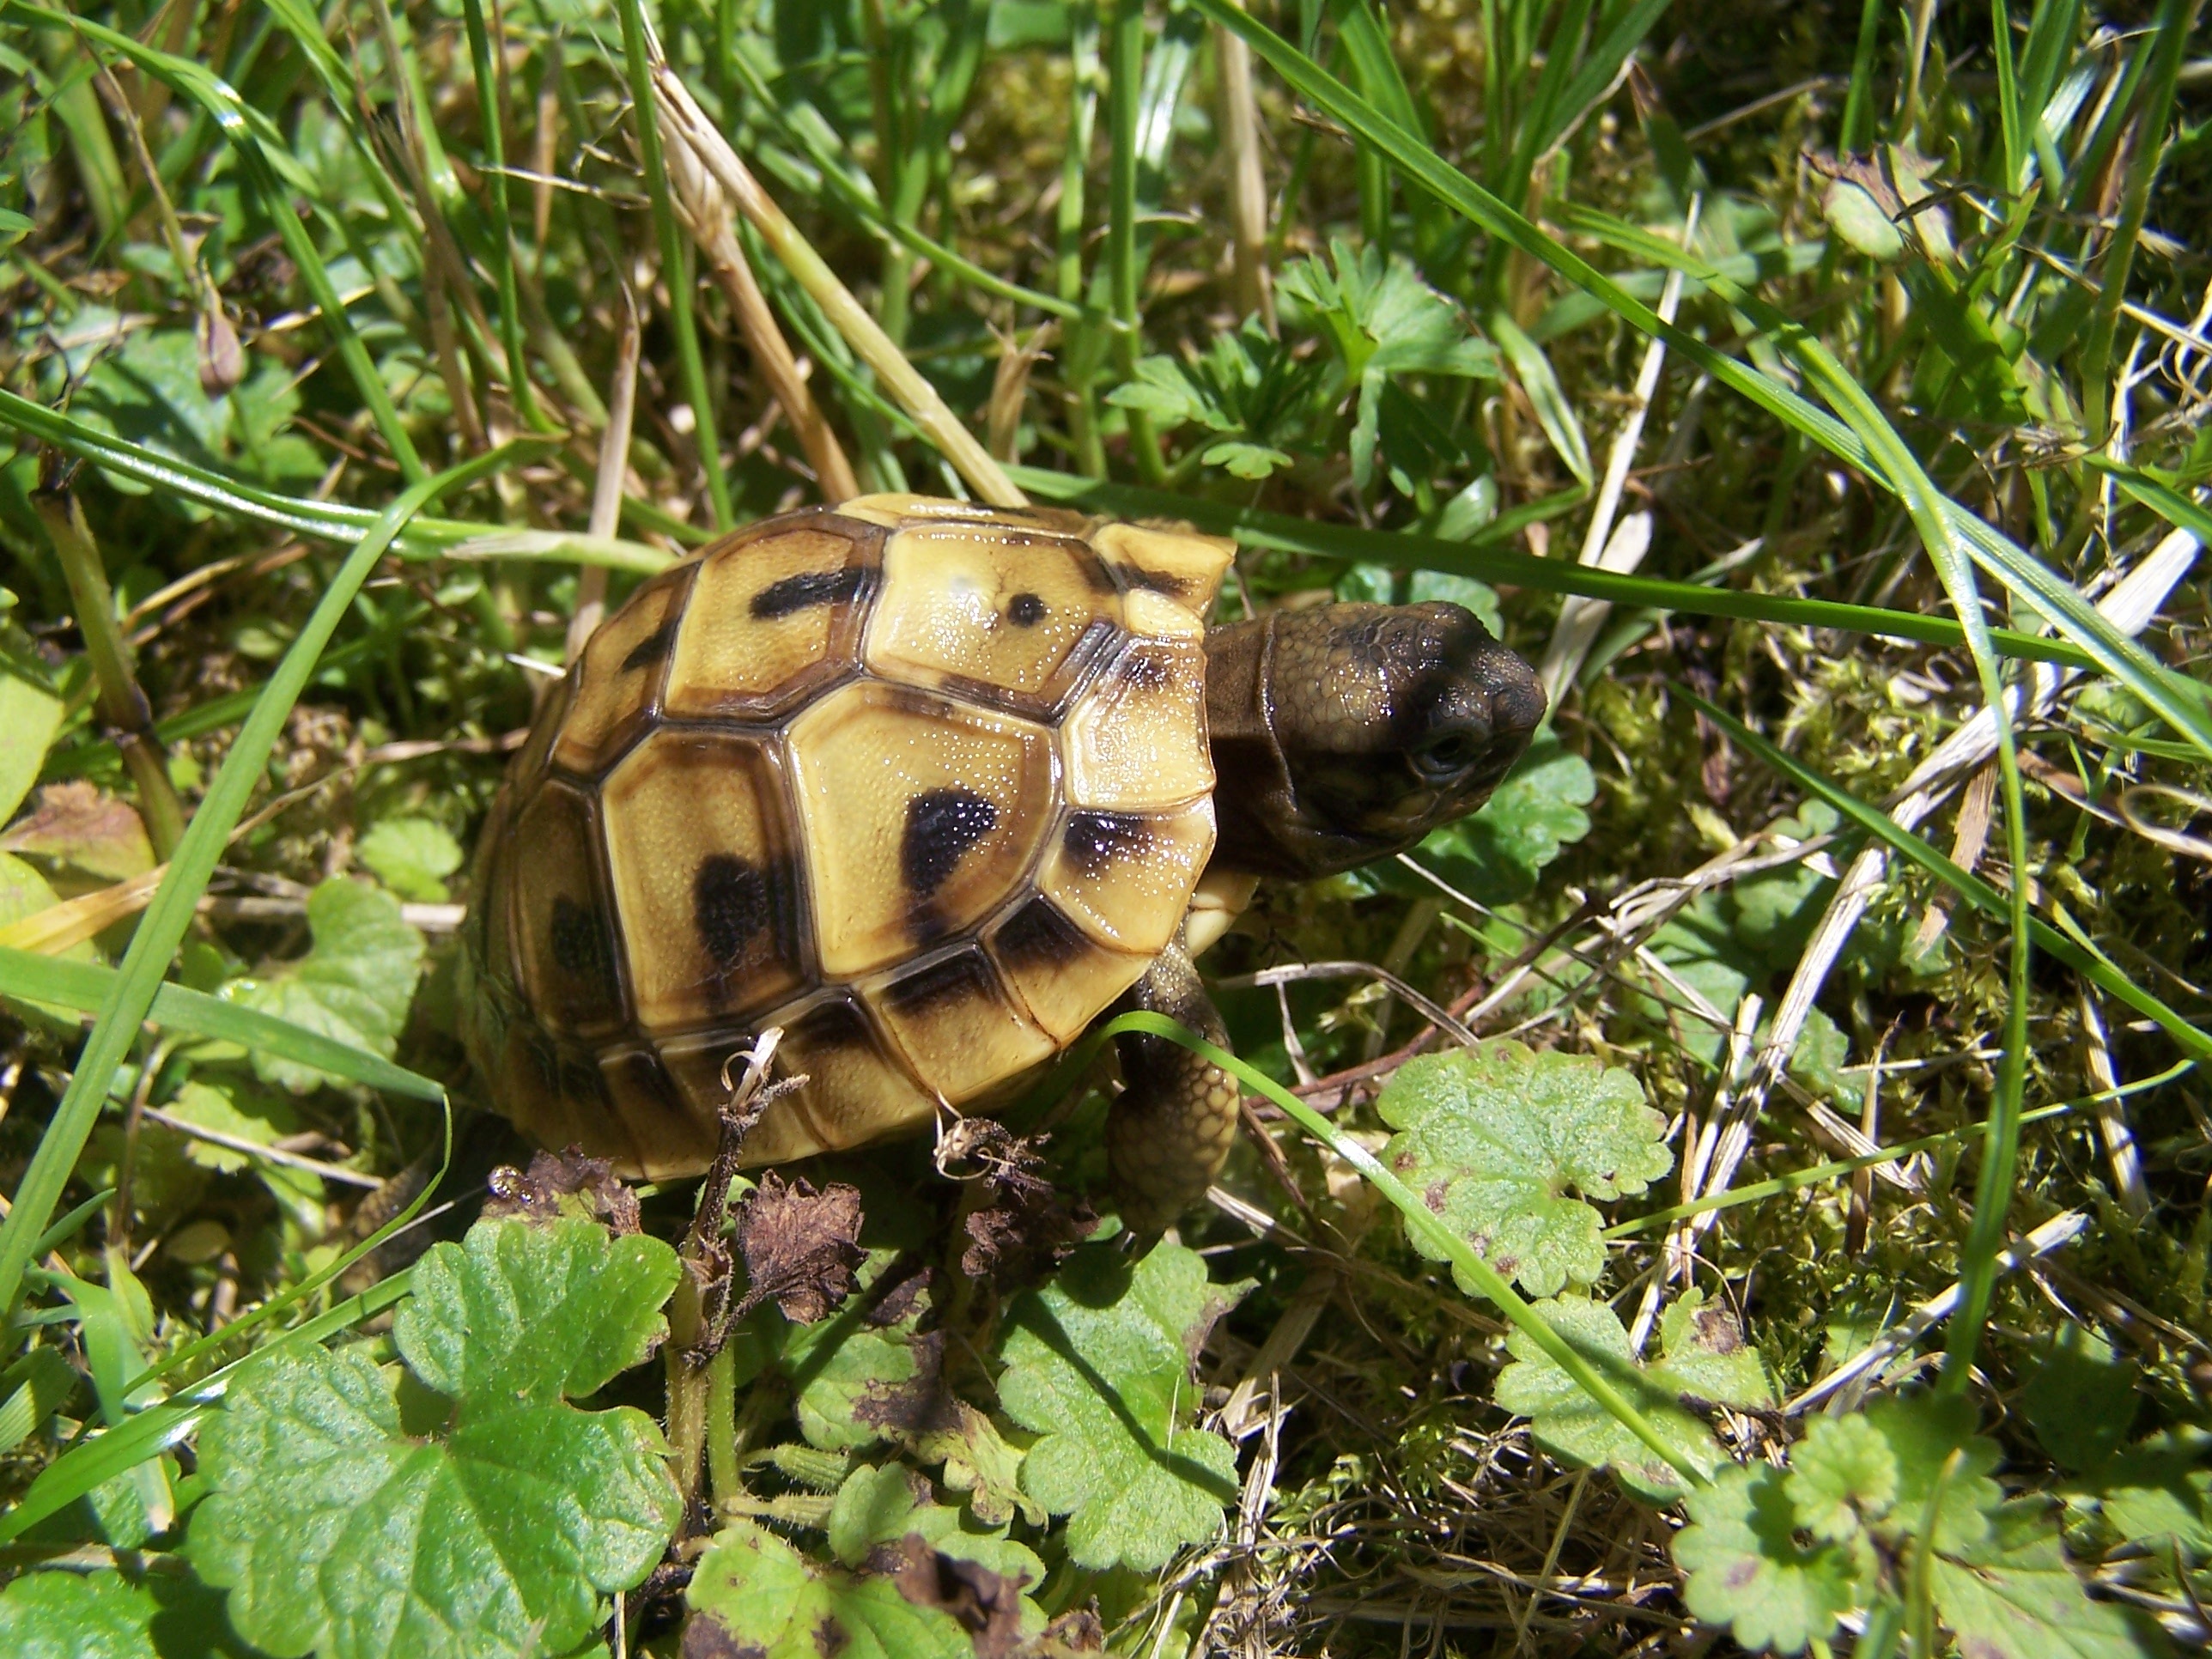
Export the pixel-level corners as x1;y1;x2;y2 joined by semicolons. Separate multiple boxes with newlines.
1107;943;1239;1236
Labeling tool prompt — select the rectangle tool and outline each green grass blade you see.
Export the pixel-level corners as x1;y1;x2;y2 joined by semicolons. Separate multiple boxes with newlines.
1010;466;2097;667
1554;199;2212;756
0;948;444;1102
1499;0;1594;209
1992;0;2027;192
0;1265;417;1545
2079;0;2203;438
16;3;428;484
0;439;549;1329
1543;0;1673;157
1107;0;1167;483
460;0;547;431
1686;690;2212;1064
1838;0;1885;151
2093;461;2212;550
1492;312;1595;485
725;56;1091;323
1191;3;2212;761
1101;1012;1710;1487
615;0;733;531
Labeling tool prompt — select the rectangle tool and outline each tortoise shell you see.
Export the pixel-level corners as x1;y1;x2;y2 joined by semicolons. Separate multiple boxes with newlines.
460;495;1236;1179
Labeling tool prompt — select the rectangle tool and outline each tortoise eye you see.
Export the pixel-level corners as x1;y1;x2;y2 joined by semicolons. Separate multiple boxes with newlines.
1410;727;1490;783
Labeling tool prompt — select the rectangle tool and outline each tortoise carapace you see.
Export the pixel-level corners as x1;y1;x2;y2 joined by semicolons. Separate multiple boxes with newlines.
459;495;1545;1230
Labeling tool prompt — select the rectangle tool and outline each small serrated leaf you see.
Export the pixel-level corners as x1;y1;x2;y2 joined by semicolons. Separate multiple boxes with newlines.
1492;1297;1733;1502
2024;1325;2140;1474
1931;1501;2166;1658
1865;1393;2003;1553
826;1462;1046;1598
1786;1413;1899;1541
1379;1040;1669;1297
1415;738;1595;907
397;1218;682;1405
1659;1290;1774;1408
189;1218;684;1659
0;1566;250;1659
686;1518;975;1659
912;1401;1043;1528
1675;1462;1870;1655
356;817;462;903
225;879;424;1093
999;1243;1245;1571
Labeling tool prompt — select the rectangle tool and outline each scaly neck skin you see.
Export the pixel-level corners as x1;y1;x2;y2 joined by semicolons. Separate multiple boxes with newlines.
1200;611;1318;882
1199;602;1548;882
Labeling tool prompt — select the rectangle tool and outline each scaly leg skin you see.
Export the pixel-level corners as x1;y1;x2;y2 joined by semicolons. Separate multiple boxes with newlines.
1108;942;1240;1237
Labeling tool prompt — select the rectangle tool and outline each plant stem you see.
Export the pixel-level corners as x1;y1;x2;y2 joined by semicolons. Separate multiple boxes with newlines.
31;483;186;860
459;0;550;431
615;0;735;532
2078;0;2203;441
1106;0;1167;484
654;64;1024;507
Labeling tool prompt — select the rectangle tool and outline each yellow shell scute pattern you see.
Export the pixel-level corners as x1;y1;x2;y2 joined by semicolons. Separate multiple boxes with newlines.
462;496;1231;1179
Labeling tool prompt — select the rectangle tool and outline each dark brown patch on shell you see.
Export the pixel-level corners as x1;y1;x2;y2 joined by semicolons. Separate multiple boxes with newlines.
619;618;677;672
1060;811;1153;874
992;895;1092;974
694;853;771;971
901;787;998;898
750;564;872;618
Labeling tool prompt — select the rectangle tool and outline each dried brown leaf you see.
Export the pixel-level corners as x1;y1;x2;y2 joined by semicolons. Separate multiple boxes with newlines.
733;1172;866;1325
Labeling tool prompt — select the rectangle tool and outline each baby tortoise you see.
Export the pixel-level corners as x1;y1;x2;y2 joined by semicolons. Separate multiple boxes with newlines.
460;495;1545;1231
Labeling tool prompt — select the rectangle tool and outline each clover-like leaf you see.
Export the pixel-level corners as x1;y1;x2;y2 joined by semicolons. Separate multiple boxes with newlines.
225;879;424;1092
2025;1325;2141;1474
0;1566;250;1658
1864;1392;2003;1554
1415;738;1595;908
1379;1040;1669;1297
1675;1462;1871;1656
1492;1297;1733;1502
911;1401;1044;1528
998;1243;1246;1571
1786;1412;1899;1542
2087;1434;2212;1559
1930;1501;2166;1658
827;1462;1046;1598
685;1518;974;1659
189;1218;684;1659
397;1214;683;1405
356;817;463;903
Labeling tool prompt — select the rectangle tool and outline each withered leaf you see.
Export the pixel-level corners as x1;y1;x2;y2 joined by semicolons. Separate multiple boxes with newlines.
890;1536;1029;1659
0;781;155;883
734;1172;866;1326
941;1121;1095;1288
483;1146;643;1237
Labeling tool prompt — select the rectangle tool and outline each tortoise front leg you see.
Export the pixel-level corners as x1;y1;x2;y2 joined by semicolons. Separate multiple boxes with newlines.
1107;943;1240;1236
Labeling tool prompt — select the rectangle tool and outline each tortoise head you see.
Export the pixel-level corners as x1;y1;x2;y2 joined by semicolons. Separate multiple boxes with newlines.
1204;602;1547;879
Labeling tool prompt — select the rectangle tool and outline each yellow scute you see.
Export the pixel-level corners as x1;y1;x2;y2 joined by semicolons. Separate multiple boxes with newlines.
864;525;1117;707
1060;636;1213;810
664;525;864;718
785;682;1054;978
600;731;806;1031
